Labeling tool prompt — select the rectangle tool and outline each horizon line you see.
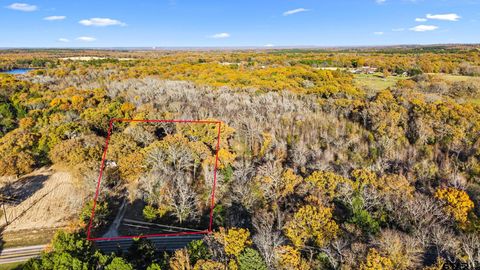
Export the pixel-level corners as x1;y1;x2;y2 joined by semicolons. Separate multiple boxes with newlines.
1;43;479;51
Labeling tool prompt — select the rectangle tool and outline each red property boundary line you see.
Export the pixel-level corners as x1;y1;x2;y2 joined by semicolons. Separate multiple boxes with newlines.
86;118;222;241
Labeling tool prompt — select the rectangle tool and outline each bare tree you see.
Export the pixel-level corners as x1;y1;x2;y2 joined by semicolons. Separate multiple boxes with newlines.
375;229;424;269
168;173;198;224
252;211;284;270
460;234;480;269
141;140;199;223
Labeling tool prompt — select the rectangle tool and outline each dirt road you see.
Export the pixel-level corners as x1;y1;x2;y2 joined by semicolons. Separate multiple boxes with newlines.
102;199;127;238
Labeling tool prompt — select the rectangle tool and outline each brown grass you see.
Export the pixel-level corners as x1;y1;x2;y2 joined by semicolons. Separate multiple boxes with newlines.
0;168;85;233
2;228;58;248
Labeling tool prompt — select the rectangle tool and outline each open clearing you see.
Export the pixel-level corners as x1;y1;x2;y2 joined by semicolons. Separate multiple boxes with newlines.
354;73;405;92
426;73;480;105
0;168;85;246
427;73;480;83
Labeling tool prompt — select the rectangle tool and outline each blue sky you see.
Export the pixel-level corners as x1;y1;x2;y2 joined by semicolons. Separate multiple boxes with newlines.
0;0;478;47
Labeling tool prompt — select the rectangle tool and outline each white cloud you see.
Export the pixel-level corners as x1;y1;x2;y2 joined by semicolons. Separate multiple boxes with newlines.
283;8;309;16
426;13;461;21
79;18;126;27
264;44;275;47
76;36;96;42
392;28;405;32
376;0;386;4
58;38;70;42
415;18;427;22
410;25;438;32
374;32;384;35
44;15;66;21
7;3;37;12
210;33;230;39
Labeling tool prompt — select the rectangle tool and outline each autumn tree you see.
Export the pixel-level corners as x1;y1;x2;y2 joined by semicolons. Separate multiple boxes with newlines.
435;187;474;226
213;227;252;257
284;204;339;248
360;248;394;270
375;230;423;269
306;170;352;201
275;245;310;270
49;134;104;173
170;249;192;270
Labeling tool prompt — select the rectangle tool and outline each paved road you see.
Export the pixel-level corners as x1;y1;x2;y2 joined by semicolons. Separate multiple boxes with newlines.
0;234;204;264
94;234;205;254
0;245;45;264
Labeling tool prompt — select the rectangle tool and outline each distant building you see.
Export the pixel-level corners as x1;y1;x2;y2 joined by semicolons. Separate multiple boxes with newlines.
349;66;378;74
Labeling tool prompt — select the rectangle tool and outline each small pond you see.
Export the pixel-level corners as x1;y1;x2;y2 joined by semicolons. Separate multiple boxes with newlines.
0;68;33;75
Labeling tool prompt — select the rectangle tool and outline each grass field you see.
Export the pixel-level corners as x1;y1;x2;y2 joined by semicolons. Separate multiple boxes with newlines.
427;73;480;105
0;262;24;270
354;73;405;93
3;228;57;248
427;73;480;83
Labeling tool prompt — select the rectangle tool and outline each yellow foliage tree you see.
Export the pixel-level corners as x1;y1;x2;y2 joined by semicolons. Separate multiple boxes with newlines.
276;246;301;270
306;170;352;200
177;120;234;150
378;174;414;198
351;169;378;190
213;227;252;257
19;117;35;129
284;205;338;248
71;95;85;110
107;133;140;161
275;245;310;270
0;129;39;176
193;260;225;270
205;148;236;169
49;135;104;172
188;140;211;166
118;152;145;183
280;169;303;197
259;132;273;157
121;102;135;113
49;97;65;108
360;248;394;270
435;187;474;225
228;260;238;270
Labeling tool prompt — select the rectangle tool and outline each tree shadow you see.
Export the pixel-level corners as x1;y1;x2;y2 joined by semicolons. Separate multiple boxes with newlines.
0;174;49;205
225;202;253;230
116;198;210;237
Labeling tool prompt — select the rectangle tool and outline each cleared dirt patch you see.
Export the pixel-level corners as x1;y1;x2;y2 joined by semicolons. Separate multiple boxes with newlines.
0;168;84;232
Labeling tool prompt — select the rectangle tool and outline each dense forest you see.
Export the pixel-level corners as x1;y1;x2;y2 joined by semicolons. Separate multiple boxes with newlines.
1;46;480;269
